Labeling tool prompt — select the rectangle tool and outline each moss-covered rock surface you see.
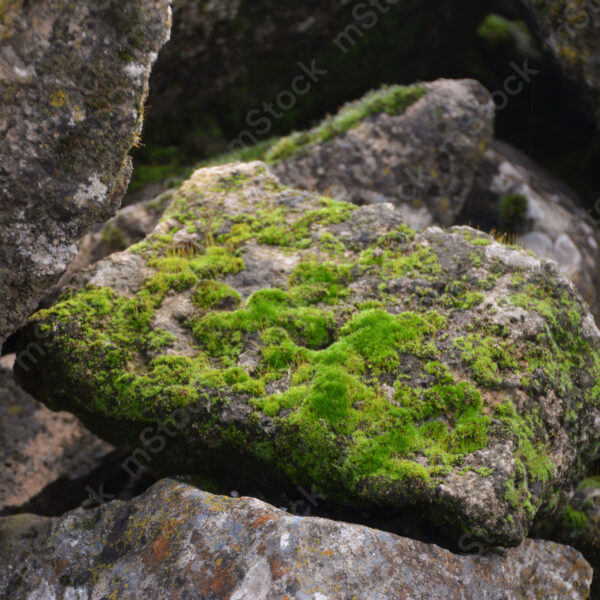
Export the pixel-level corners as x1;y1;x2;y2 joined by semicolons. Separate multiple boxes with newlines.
15;162;600;546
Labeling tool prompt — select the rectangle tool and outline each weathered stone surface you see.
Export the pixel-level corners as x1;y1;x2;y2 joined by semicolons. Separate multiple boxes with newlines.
48;190;174;299
0;478;593;600
0;366;113;514
0;0;172;346
521;0;600;125
460;139;600;322
15;162;600;546
269;79;495;228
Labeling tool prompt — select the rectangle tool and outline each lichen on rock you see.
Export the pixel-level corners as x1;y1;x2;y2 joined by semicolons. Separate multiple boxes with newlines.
15;161;600;547
0;0;172;345
0;478;593;599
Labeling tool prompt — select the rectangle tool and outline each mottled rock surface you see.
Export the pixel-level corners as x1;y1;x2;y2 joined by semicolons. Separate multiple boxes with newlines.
0;0;172;345
460;139;600;322
521;0;600;124
48;190;174;299
0;478;593;600
0;366;113;514
269;79;495;228
15;162;600;546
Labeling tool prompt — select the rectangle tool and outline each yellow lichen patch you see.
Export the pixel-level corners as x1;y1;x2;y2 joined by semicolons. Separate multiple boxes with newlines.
49;88;67;108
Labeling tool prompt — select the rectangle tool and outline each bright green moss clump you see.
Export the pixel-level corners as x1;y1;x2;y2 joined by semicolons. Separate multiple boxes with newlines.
266;84;426;162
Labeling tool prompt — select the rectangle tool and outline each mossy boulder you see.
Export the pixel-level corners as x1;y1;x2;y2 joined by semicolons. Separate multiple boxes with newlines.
268;79;494;228
15;162;600;546
0;0;172;345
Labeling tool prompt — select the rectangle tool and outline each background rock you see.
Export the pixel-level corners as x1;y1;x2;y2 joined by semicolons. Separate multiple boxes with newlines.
0;366;113;514
15;161;600;547
0;0;172;346
269;79;495;227
460;139;600;322
520;0;600;125
0;478;593;600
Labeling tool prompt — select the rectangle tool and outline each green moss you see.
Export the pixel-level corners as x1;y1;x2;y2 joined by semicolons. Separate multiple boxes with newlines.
24;164;600;538
499;193;528;233
193;281;241;310
561;506;588;531
265;84;426;162
477;14;515;45
454;332;517;387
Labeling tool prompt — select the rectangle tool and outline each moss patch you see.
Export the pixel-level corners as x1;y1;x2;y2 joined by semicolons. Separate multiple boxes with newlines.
265;84;426;163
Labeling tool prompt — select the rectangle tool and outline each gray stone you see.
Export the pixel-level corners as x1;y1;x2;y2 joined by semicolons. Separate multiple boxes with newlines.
0;478;593;600
0;0;172;345
269;79;495;228
0;366;113;514
461;139;600;323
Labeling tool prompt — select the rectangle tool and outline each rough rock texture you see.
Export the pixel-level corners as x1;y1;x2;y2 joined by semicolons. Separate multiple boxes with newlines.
15;162;600;547
0;0;172;346
521;0;600;125
0;478;593;600
48;190;174;299
0;366;113;514
269;79;495;228
460;139;600;322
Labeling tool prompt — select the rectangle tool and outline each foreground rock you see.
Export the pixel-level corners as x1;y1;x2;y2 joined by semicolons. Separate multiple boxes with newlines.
0;366;113;514
460;140;600;322
0;0;172;346
521;0;600;125
0;479;593;600
269;79;494;227
16;162;600;546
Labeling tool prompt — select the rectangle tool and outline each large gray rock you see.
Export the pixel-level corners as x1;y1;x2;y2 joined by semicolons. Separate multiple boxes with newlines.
0;0;172;346
14;161;600;547
0;478;593;600
520;0;600;125
269;79;495;228
0;365;113;514
460;139;600;323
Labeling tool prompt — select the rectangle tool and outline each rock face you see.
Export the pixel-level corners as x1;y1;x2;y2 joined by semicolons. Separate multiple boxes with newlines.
0;0;172;346
0;366;113;514
15;161;600;547
269;79;495;228
521;0;600;124
0;478;593;600
460;140;600;322
48;190;174;300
